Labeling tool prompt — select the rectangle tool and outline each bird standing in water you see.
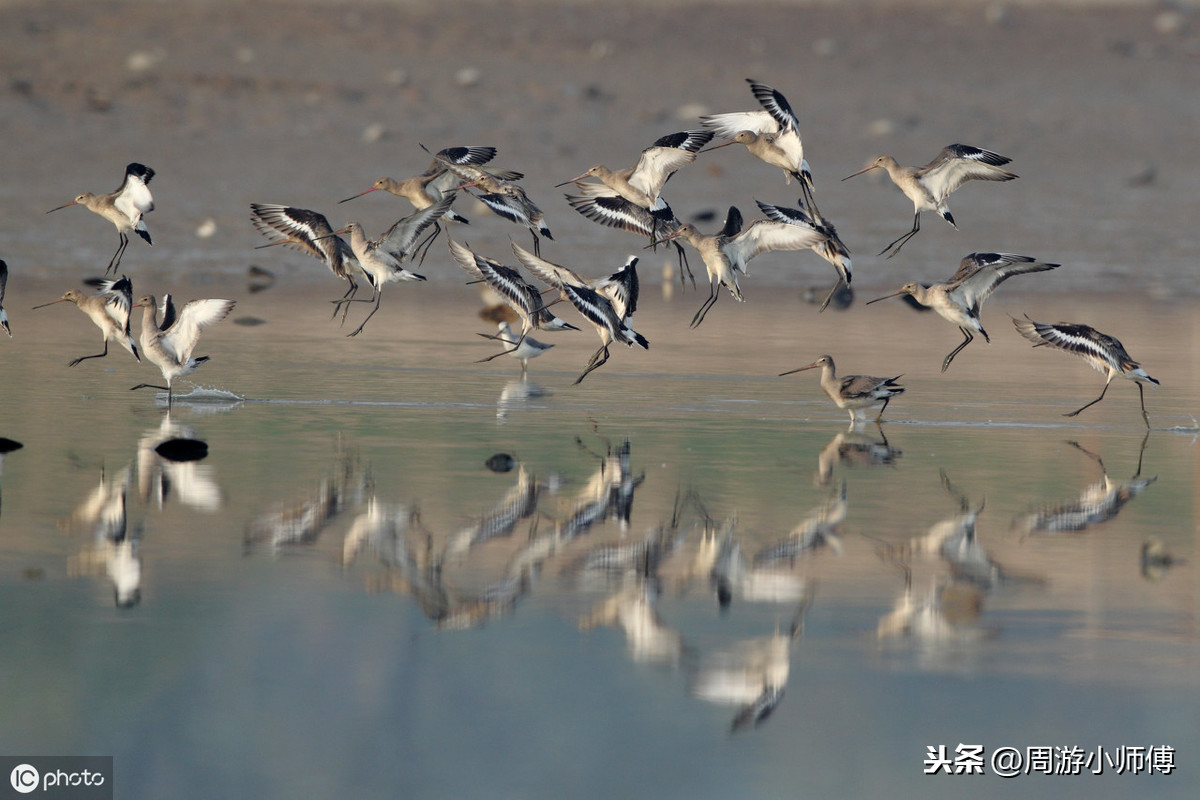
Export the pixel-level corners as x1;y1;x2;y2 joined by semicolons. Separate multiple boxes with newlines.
780;355;904;423
130;294;235;403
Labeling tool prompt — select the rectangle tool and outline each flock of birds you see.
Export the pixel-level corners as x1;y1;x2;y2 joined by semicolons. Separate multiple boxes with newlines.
8;78;1161;422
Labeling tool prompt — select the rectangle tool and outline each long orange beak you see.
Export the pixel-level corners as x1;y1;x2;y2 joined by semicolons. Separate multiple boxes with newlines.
31;297;68;310
338;187;379;204
778;361;821;377
841;163;880;181
46;200;79;213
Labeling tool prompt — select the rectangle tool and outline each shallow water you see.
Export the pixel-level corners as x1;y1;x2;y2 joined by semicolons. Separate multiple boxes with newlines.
0;281;1196;798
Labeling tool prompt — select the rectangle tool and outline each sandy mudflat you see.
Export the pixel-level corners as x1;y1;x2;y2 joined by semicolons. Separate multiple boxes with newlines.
0;0;1198;297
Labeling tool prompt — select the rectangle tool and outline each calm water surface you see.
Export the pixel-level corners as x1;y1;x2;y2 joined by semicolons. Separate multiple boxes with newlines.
0;283;1196;799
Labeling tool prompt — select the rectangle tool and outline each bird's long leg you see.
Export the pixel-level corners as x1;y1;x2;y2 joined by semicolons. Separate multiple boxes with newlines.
1138;383;1150;429
130;382;169;391
68;341;110;366
879;213;920;259
877;395;892;420
332;284;377;312
689;282;719;329
107;234;129;275
674;241;696;290
799;175;819;217
941;328;974;373
474;329;526;363
413;222;442;267
346;292;382;337
573;344;610;385
331;278;360;324
1064;379;1112;418
818;278;845;313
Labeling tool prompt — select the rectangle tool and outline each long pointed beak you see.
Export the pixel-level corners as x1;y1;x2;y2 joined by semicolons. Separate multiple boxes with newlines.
699;140;738;154
313;229;346;241
32;297;68;309
778;362;821;377
338;187;377;204
253;240;289;250
644;233;679;249
841;163;879;181
865;288;907;305
553;172;591;189
46;201;78;214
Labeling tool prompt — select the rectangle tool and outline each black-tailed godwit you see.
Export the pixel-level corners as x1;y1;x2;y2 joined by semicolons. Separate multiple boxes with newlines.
130;293;235;403
47;163;155;274
510;243;647;384
1012;316;1159;426
701;79;816;205
780;355;904;423
33;275;140;366
843;144;1016;258
867;252;1060;372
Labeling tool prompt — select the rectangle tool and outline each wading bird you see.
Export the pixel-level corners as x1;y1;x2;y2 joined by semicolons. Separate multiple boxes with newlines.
510;243;647;384
1012;316;1159;426
447;239;578;360
559;129;712;271
33;275;140;366
660;203;852;328
701;79;816;206
331;194;453;336
867;253;1060;372
558;130;713;218
130;293;235;403
47;163;155;274
249;203;363;312
338;144;499;224
487;320;554;376
753;199;852;312
780;355;904;423
843;144;1016;258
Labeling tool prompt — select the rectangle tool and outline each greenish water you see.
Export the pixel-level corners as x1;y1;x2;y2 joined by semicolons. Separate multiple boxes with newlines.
0;286;1196;799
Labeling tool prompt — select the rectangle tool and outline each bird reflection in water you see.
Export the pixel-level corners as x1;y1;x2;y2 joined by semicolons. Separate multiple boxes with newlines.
815;421;902;487
0;436;23;519
245;444;366;553
580;579;687;669
754;480;847;564
444;461;545;560
137;412;221;513
689;588;815;734
496;378;551;423
1012;436;1155;537
65;465;141;607
877;474;1008;659
710;513;811;608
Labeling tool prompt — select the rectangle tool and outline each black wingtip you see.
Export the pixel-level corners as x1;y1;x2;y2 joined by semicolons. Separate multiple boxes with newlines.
126;163;155;183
